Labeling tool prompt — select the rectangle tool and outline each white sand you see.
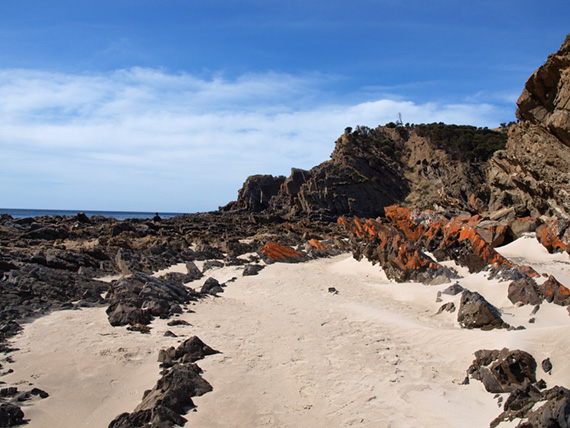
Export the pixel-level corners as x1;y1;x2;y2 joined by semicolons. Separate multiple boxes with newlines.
3;236;570;427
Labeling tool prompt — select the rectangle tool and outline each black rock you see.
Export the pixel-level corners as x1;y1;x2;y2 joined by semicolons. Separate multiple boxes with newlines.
442;282;464;296
457;290;508;330
542;357;553;374
200;278;223;295
0;403;25;427
242;264;264;276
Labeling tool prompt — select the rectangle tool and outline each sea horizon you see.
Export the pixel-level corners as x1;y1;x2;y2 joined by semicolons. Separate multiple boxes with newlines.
0;208;187;221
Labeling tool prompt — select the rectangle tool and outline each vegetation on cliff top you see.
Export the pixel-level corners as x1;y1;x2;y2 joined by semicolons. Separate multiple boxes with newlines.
347;122;508;163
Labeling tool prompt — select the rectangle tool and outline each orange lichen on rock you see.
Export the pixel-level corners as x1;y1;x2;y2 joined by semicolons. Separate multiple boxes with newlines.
536;221;570;253
384;205;513;272
308;238;327;250
260;241;303;262
338;216;448;282
540;275;570;305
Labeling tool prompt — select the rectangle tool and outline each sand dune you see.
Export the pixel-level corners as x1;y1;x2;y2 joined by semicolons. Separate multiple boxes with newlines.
4;235;570;427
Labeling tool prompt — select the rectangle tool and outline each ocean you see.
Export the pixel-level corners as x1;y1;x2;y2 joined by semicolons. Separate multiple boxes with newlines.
0;208;186;221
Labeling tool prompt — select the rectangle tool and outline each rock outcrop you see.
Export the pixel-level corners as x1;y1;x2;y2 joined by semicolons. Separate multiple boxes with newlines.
109;336;218;428
467;348;537;393
487;36;570;219
224;125;508;219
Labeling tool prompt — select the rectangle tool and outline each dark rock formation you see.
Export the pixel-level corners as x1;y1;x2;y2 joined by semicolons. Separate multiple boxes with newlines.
467;348;537;393
109;336;217;428
487;36;570;219
338;216;456;284
228;174;286;213
457;290;508;330
106;273;197;327
0;403;25;427
200;277;224;295
491;385;570;428
225;124;508;218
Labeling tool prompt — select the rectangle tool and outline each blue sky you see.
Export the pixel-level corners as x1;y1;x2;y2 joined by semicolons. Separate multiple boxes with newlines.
1;0;568;213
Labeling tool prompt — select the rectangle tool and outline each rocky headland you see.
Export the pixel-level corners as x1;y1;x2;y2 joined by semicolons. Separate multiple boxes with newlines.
1;35;570;427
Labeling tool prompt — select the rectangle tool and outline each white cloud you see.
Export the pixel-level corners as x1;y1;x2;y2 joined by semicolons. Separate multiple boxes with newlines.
0;68;513;212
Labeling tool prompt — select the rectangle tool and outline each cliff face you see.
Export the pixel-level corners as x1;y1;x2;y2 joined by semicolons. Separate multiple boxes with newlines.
226;125;502;218
487;36;570;219
226;35;570;221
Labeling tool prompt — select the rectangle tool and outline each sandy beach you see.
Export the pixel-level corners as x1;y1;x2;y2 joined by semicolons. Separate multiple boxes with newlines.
4;234;570;427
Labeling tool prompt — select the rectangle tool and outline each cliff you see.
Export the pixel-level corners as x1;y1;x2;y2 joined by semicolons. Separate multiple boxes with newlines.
487;35;570;219
225;34;570;222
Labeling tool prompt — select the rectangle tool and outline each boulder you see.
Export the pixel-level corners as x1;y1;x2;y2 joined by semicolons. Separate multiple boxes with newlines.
457;290;508;330
106;273;194;327
259;242;307;264
468;348;537;393
200;278;224;295
0;403;25;427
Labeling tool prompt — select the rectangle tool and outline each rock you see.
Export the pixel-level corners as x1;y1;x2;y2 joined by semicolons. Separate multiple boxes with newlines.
0;403;25;427
436;302;456;314
468;348;537;393
230;174;286;213
442;282;464;296
540;275;570;305
508;276;542;306
338;216;456;283
509;217;542;239
126;323;151;334
111;336;217;428
200;278;224;295
259;242;307;264
542;357;553;374
516;36;570;148
202;260;224;272
167;319;190;327
30;388;49;399
487;36;570;219
537;219;570;253
328;287;338;294
492;385;570;428
457;290;508;330
242;264;264;276
106;273;194;327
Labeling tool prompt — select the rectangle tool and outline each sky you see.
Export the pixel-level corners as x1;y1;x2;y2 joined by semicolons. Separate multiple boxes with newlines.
0;0;568;213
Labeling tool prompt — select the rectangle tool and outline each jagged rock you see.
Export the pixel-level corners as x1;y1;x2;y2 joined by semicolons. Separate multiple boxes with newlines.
200;278;223;295
202;260;224;272
491;385;570;428
487;36;570;219
457;290;508;330
259;242;307;264
516;36;570;148
468;348;537;393
0;403;25;427
227;174;285;213
509;217;542;239
442;282;464;296
339;216;455;283
508;276;543;306
436;302;456;314
242;264;264;276
106;273;193;327
542;357;553;374
110;336;217;428
158;336;219;368
383;205;513;273
536;219;570;253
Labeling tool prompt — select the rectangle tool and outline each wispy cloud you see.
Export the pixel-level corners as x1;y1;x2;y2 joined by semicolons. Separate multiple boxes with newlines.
0;68;513;212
